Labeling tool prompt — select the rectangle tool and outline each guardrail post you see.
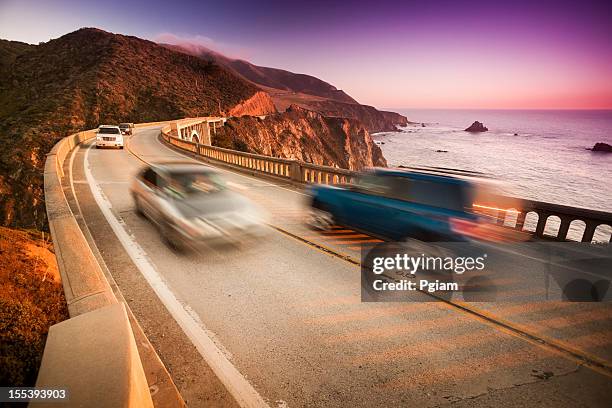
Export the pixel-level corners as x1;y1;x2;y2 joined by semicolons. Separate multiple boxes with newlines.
557;217;572;241
534;211;548;237
290;161;303;182
582;221;598;243
514;211;526;230
496;210;506;225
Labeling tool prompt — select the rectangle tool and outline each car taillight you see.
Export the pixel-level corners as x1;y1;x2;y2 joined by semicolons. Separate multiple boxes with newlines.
449;217;482;238
450;216;526;242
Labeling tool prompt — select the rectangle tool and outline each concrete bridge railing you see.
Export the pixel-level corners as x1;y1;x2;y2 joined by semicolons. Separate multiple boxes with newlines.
169;116;226;145
161;127;611;243
40;126;182;407
494;199;612;243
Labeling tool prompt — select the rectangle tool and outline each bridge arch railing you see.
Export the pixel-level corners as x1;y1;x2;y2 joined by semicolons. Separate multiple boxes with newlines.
161;126;611;243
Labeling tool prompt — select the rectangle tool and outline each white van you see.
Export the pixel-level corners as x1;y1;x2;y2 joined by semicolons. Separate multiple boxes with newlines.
96;125;124;149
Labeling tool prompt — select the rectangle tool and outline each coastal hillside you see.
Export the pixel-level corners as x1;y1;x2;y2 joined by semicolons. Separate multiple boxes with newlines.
227;59;359;105
214;105;387;170
164;43;408;132
0;28;275;229
0;39;34;77
162;43;357;104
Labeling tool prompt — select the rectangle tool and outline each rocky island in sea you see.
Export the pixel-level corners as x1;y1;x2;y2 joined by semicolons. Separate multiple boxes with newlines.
590;142;612;153
465;121;488;132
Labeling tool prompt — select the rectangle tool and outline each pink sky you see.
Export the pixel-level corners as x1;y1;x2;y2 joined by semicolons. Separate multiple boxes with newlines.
1;0;611;109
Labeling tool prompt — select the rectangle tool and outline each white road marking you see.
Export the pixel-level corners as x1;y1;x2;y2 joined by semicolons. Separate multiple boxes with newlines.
83;144;271;408
73;179;130;185
68;137;83;196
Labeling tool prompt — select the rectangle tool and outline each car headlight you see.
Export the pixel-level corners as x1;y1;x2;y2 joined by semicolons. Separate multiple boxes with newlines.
172;218;202;238
194;218;224;237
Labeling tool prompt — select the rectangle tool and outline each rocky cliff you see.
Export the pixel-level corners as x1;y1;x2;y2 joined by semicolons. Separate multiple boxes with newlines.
214;105;387;170
380;110;411;129
278;97;410;133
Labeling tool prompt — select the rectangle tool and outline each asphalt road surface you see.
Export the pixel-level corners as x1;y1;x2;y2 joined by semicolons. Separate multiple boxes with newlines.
68;126;612;407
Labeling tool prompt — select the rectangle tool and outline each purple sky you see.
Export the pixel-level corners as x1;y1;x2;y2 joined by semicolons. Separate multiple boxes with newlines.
1;0;611;109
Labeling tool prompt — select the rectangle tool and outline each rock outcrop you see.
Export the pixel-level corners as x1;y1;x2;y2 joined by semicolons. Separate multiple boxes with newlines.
276;97;409;133
214;105;387;170
590;142;612;153
228;91;276;117
465;121;488;132
379;110;410;129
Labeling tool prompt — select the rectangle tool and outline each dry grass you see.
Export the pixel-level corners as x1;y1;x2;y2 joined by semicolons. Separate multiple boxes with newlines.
0;226;68;386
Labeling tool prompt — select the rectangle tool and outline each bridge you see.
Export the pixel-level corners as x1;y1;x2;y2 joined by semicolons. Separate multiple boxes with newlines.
37;119;612;407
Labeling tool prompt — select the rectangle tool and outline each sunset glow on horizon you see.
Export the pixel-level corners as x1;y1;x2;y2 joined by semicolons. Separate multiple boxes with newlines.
1;0;611;109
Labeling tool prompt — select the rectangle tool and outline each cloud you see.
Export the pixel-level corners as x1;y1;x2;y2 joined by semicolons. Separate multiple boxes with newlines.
152;32;247;59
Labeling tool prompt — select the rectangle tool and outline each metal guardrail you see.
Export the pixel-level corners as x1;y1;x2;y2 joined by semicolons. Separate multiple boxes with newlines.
161;126;611;243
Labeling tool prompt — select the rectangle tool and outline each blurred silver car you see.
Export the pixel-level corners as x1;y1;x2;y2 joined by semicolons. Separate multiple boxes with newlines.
130;162;268;250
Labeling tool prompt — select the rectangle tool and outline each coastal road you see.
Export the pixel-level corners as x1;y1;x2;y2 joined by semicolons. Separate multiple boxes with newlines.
68;125;612;407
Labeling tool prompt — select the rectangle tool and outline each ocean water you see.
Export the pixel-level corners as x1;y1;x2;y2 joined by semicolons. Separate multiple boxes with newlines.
372;109;612;241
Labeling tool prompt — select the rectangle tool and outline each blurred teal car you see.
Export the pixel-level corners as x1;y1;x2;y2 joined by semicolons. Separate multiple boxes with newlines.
307;167;523;243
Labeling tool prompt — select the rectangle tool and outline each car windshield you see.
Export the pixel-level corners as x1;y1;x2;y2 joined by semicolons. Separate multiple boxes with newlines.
165;171;226;196
355;174;391;195
356;173;471;211
119;124;129;129
406;178;470;211
99;127;120;134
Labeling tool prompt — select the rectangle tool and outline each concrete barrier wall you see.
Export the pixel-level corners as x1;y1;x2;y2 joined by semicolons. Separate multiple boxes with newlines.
44;130;117;315
135;120;173;128
35;303;152;408
39;129;154;407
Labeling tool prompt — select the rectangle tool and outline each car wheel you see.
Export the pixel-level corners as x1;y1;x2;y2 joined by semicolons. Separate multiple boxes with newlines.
308;207;334;231
402;237;455;300
133;196;145;218
160;221;184;253
463;275;498;302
